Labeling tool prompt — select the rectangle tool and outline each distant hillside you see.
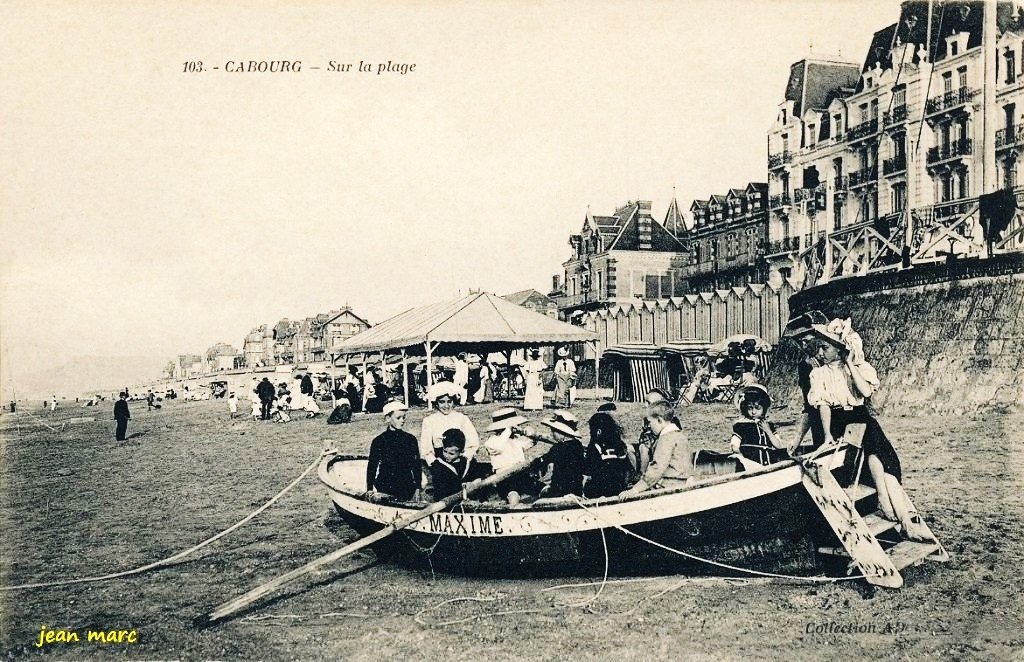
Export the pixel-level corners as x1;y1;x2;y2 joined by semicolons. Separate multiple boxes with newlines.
7;355;168;400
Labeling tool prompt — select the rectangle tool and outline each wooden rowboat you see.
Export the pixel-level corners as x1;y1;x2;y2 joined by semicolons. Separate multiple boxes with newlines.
317;445;854;578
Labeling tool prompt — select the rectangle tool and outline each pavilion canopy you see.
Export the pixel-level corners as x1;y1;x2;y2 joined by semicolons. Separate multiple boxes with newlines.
333;292;598;356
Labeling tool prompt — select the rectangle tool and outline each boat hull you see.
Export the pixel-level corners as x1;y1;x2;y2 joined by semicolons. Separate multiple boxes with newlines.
319;449;849;577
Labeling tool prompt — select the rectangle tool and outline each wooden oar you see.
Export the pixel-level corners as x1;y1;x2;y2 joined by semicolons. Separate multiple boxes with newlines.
200;455;537;625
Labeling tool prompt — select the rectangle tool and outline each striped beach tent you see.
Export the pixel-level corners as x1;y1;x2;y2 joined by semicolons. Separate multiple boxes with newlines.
602;344;671;403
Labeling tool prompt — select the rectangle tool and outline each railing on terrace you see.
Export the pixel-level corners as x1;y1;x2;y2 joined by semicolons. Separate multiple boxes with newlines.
926;138;973;165
555;291;599;309
925;87;979;115
834;175;848;191
768;151;792;169
883;105;908;126
848;165;878;187
883;154;907;175
996;124;1024;149
769;193;791;209
847;118;879;141
766;236;801;254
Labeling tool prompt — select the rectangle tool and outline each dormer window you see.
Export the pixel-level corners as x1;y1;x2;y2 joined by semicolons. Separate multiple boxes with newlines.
807;123;816;147
951;41;958;56
781;109;788;125
865;75;873;89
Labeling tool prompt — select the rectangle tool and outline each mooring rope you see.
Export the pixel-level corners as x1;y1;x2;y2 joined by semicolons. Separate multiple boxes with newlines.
567;495;867;583
0;450;333;591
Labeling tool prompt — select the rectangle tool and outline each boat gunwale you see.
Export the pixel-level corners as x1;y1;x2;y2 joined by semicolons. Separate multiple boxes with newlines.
317;443;846;514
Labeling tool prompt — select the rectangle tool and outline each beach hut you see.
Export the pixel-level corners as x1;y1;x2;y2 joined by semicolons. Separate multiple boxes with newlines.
602;343;672;402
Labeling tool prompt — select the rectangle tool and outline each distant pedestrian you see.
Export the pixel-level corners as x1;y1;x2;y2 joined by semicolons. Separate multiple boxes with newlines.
50;396;58;412
114;392;131;441
553;347;577;408
147;390;156;410
523;349;546;411
256;377;276;420
228;392;238;418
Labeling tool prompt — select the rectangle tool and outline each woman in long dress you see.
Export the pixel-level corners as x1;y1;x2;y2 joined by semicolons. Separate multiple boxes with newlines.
522;349;546;411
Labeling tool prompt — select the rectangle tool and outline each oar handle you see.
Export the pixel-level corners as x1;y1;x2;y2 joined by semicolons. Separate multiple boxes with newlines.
201;456;534;625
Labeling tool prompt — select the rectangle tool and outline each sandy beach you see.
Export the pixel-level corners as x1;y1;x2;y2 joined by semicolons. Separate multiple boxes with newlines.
1;396;1021;659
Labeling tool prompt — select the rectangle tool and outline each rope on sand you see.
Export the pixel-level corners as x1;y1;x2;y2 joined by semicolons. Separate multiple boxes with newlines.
566;495;867;583
0;450;333;591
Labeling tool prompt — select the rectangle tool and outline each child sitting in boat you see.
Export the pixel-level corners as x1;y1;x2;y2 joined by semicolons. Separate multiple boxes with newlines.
534;411;587;499
584;412;632;498
366;400;421;502
622;401;693;495
482;407;537;506
430;429;493;500
730;384;789;468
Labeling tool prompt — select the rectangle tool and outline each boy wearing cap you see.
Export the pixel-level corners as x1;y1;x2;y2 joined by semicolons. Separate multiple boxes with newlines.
430;428;494;500
366;401;422;501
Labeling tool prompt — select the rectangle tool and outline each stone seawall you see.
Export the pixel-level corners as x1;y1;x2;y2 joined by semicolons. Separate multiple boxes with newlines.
766;253;1024;414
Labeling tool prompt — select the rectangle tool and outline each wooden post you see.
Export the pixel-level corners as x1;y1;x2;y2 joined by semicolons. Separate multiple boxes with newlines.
362;354;368;411
329;354;337;409
401;348;409;406
425;340;434;411
503;349;513;401
593;340;600;402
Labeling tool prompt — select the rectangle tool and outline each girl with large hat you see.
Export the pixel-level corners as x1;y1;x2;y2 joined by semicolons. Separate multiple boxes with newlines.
418;381;480;468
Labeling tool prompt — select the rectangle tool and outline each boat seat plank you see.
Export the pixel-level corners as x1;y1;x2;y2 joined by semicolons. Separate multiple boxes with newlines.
845;483;876;501
862;512;897;537
887;540;942;571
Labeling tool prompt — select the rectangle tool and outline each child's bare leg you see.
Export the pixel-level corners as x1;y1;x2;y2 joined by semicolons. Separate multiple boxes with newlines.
867;455;897;520
884;474;931;541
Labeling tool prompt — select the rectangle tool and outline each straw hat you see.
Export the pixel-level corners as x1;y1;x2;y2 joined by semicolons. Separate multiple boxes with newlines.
542;410;582;439
486;407;529;432
426;381;460;402
556;346;570;357
382;400;408;417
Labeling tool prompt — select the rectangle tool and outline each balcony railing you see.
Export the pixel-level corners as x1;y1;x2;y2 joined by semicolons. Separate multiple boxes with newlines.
883;105;908;126
925;87;979;115
834;175;848;191
768;193;792;209
926;138;973;165
848;165;878;188
882;154;907;176
555;290;600;309
847;118;879;141
768;151;792;169
766;236;801;254
996;123;1024;149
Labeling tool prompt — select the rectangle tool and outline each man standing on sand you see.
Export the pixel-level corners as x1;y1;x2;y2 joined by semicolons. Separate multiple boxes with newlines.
256;377;276;421
114;392;131;441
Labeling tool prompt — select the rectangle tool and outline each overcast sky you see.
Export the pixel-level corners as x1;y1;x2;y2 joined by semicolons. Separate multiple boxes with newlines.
0;0;899;388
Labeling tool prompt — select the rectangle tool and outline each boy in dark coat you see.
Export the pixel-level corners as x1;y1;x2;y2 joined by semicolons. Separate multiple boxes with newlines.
429;429;493;500
366;400;421;501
